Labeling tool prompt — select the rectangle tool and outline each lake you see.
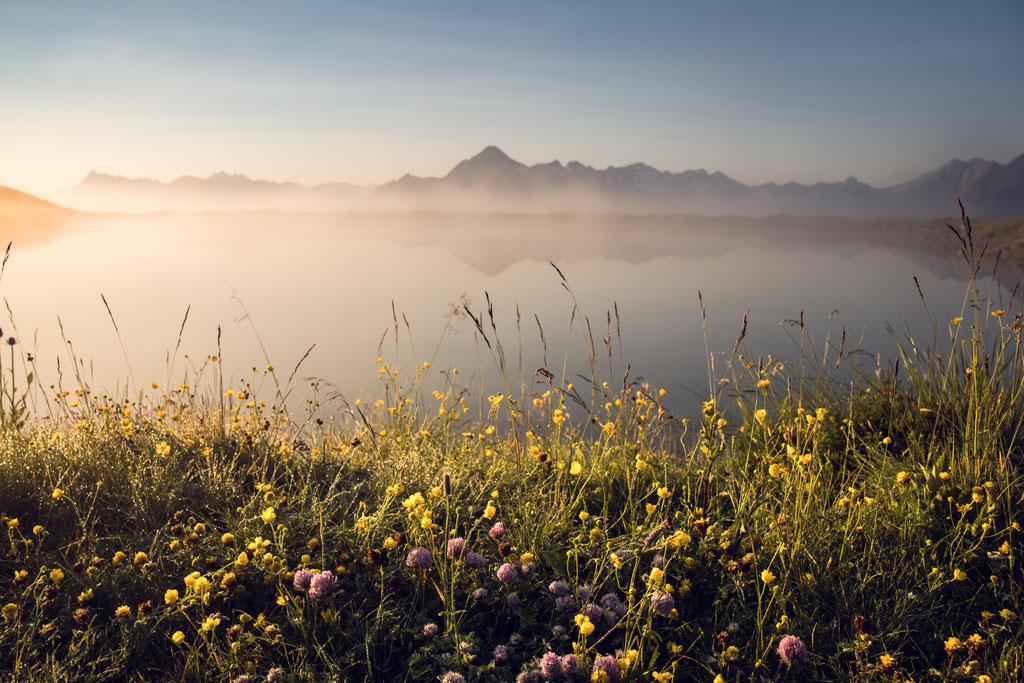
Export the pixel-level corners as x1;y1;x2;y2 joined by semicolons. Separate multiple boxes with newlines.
0;211;1010;420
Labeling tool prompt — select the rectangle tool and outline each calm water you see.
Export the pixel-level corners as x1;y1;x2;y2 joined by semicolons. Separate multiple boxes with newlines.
0;212;1007;418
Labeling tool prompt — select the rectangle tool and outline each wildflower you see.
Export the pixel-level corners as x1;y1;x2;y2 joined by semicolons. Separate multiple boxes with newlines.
440;673;465;683
953;568;967;581
484;503;497;519
49;568;64;583
171;630;185;645
234;677;251;683
777;635;807;665
540;652;564;679
577;615;595;636
555;595;575;610
896;471;910;485
725;645;740;661
549;580;570;596
261;507;276;524
657;486;671;499
561;654;578;678
579;511;590;522
755;409;767;422
667;531;691;548
591;655;622;682
944;636;964;659
2;603;18;624
33;525;44;535
423;622;438;636
115;605;131;619
383;536;397;550
293;569;313;591
464;551;486;568
308;571;337;600
608;550;633;569
651;591;675;617
761;569;776;584
165;589;179;604
493;644;509;664
112;551;126;566
266;668;284;683
570;462;583;475
506;593;520;607
236;552;249;567
473;587;489;600
489;522;507;540
446;537;467;559
406;547;433;570
133;551;148;566
497;563;519;585
768;463;784;478
878;653;897;674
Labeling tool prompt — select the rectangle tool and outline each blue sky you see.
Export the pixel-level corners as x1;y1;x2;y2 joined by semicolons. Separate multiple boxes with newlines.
1;1;1022;192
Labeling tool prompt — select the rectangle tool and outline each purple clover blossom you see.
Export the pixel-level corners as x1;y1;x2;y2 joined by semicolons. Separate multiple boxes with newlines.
561;654;578;678
489;522;506;539
292;568;313;591
540;652;563;679
591;655;623;682
473;587;489;600
548;580;570;596
406;546;433;569
599;593;622;611
423;622;438;636
508;633;524;647
308;571;337;600
440;673;466;683
506;592;520;607
778;635;808;665
265;668;284;683
233;677;251;683
520;561;537;576
464;551;486;568
651;554;666;569
555;595;575;610
497;562;519;585
493;644;509;664
580;603;603;623
446;537;467;559
516;673;542;683
651;591;675;617
575;584;592;603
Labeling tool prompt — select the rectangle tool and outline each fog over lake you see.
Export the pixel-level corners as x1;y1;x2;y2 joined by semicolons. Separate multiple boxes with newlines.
1;212;1008;417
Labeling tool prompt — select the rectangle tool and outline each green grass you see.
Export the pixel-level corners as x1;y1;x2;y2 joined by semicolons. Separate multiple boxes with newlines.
0;210;1021;682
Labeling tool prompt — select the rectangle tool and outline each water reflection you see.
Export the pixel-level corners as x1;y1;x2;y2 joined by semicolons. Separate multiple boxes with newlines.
0;212;1007;418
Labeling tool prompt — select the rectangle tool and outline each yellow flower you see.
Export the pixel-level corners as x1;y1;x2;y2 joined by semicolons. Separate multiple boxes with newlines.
725;645;740;661
115;605;131;619
5;518;18;530
484;504;497;519
896;471;910;485
951;317;963;325
754;408;767;423
200;616;220;632
953;568;967;581
944;636;964;658
236;552;249;567
49;568;64;583
579;511;590;522
261;507;276;525
3;603;20;624
649;567;664;585
714;676;726;683
646;503;657;515
134;551;148;566
171;630;185;645
992;309;1006;317
657;486;671;499
761;569;776;584
165;589;179;604
667;531;691;549
579;618;595;636
602;421;616;435
156;442;171;457
768;463;784;478
52;488;65;500
570;462;583;475
383;537;397;550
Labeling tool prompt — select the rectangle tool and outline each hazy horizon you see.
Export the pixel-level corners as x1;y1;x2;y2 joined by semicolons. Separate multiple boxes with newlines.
2;1;1023;195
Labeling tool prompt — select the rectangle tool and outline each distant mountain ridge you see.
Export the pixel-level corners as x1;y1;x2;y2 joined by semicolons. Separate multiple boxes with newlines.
63;147;1024;218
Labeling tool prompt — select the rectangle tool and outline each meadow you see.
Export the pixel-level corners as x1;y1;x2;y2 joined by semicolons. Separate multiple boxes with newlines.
0;208;1021;682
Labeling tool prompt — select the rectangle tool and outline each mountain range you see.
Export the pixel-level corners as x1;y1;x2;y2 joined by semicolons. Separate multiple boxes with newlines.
51;146;1024;218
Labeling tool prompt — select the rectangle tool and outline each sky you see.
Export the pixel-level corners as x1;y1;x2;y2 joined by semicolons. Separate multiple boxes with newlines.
1;0;1023;194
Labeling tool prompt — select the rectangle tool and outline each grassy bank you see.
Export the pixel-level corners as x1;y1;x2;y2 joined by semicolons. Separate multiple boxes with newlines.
0;213;1022;682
